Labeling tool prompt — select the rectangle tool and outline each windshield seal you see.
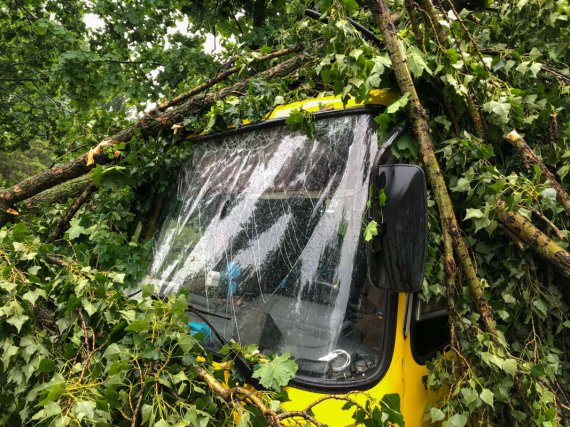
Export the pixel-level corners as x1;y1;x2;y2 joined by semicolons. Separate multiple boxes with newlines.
187;106;384;144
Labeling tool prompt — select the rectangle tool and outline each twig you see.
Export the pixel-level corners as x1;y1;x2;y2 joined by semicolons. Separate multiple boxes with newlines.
530;207;565;240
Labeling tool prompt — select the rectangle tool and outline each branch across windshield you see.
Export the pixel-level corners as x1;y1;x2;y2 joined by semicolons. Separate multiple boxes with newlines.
144;114;390;384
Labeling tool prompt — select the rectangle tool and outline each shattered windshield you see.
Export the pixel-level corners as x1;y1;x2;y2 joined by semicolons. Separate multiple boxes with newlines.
144;114;389;383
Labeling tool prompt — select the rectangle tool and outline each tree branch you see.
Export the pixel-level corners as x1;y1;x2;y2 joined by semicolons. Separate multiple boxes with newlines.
368;0;499;341
506;130;570;215
0;52;310;225
48;183;97;242
152;46;302;113
497;200;570;279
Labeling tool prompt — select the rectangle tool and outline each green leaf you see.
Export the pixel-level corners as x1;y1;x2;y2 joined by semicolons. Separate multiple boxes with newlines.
461;387;478;404
502;358;518;377
125;317;151;332
67;218;87;240
480;388;494;407
141;404;154;424
464;208;484;220
252;353;298;390
407;46;432;77
339;0;359;13
103;343;122;361
379;393;404;426
73;400;96;421
378;188;387;207
430;407;445;422
177;334;196;353
363;220;379;242
448;413;468;427
22;288;46;305
540;188;557;211
386;92;410;114
7;312;29;332
483;100;511;125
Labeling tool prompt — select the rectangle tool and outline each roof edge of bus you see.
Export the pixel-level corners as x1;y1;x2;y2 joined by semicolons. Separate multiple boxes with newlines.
184;88;399;141
267;88;399;120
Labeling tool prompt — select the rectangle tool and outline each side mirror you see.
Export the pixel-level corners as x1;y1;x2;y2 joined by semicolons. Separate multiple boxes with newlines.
368;164;428;293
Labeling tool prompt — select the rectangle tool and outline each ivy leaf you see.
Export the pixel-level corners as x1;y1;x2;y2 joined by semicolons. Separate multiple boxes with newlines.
461;387;478;404
407;46;432;77
386;92;410;114
379;188;387;207
540;188;557;211
483;100;511;125
363;220;379;242
67;218;87;240
7;312;29;332
22;288;46;305
379;393;404;426
252;353;297;390
73;400;96;421
125;317;151;332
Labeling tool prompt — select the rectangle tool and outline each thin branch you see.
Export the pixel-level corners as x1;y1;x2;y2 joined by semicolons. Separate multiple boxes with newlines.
152;46;301;113
497;200;570;279
506;130;570;215
48;183;97;242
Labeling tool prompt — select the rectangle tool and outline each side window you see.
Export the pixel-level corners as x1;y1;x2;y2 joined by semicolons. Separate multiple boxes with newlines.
411;297;450;363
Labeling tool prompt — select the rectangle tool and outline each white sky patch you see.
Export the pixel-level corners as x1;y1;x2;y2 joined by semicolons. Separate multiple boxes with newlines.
83;13;105;32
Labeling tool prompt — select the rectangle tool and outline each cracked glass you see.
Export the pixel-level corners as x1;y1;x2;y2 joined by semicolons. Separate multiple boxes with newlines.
144;113;389;383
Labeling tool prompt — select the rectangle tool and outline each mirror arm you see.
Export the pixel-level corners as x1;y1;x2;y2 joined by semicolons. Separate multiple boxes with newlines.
372;124;407;175
367;124;408;285
370;124;408;243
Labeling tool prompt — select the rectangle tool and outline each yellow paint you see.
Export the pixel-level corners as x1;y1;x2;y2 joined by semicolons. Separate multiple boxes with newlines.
186;89;437;425
268;88;399;119
282;294;437;426
184;88;399;139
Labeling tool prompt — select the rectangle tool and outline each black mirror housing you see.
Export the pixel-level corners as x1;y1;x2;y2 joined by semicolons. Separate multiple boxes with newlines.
368;164;428;293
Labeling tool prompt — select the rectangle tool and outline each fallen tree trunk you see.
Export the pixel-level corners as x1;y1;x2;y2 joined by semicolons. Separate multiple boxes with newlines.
368;0;499;339
0;52;310;226
505;130;570;215
497;200;570;279
24;175;92;210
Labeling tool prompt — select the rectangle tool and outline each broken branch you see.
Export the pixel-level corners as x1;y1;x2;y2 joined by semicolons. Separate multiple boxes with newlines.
497;200;570;279
506;130;570;215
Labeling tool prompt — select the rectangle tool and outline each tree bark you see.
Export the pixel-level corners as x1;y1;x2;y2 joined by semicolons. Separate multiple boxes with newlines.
0;53;310;226
368;0;498;339
497;200;570;279
253;0;266;28
48;183;97;242
24;175;92;209
506;130;570;215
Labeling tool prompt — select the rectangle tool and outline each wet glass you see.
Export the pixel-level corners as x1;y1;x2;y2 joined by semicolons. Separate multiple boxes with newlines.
144;114;389;383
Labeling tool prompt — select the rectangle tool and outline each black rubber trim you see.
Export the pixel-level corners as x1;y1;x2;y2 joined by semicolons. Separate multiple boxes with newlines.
409;296;451;365
184;106;385;144
289;291;399;393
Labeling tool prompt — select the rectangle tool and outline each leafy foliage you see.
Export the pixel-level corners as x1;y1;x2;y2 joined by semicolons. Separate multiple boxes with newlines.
1;0;569;425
